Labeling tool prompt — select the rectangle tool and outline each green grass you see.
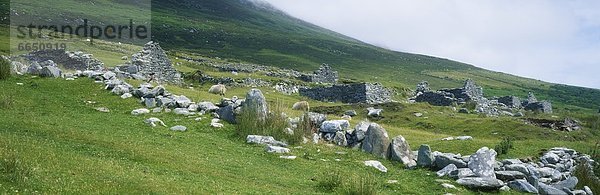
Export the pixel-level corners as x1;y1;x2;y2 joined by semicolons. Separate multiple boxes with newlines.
0;57;9;80
0;76;597;194
0;76;483;194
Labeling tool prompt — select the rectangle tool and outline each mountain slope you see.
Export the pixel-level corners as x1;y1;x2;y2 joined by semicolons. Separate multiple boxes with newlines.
150;0;600;112
3;0;600;112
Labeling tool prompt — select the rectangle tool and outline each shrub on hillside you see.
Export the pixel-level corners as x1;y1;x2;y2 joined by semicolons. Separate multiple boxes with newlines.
0;57;11;80
236;100;304;145
573;143;599;193
494;137;513;155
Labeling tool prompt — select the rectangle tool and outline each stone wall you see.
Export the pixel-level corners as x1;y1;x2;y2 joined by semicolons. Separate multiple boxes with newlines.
299;83;392;104
299;64;338;84
498;96;521;108
22;49;104;70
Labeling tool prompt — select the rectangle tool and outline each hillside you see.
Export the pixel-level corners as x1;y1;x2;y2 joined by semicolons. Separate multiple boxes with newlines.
150;0;600;113
3;0;599;112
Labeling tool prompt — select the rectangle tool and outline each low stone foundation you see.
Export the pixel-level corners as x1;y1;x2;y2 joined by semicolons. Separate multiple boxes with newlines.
299;83;392;104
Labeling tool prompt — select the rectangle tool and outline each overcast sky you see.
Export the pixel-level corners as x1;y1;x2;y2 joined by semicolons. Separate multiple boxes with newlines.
263;0;600;89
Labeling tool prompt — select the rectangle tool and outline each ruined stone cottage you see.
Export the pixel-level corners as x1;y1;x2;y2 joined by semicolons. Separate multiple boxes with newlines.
299;82;392;104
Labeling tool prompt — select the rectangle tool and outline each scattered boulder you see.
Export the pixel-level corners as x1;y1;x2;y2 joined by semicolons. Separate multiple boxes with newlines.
174;108;193;116
389;135;416;168
95;107;110;113
144;117;166;127
333;131;347;147
39;66;61;78
364;160;387;173
449;168;476;179
246;135;288;147
198;101;219;112
417;144;435;168
131;108;150;115
265;145;290;153
170;125;187;131
367;107;383;117
217;105;236;124
320;120;350;133
468;147;497;178
361;123;390;159
434;152;468;170
244;89;268;121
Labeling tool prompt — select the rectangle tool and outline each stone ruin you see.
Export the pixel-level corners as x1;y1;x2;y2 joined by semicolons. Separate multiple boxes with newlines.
299;64;338;84
16;49;104;71
414;79;484;106
299;82;393;104
412;79;553;116
122;41;182;84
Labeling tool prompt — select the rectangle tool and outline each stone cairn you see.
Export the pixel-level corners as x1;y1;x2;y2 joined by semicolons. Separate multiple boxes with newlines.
128;41;182;84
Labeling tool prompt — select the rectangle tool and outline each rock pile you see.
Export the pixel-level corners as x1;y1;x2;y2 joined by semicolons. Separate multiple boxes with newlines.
299;82;393;104
525;118;583;132
19;49;104;71
412;79;553;116
129;41;182;84
299;64;338;84
420;145;595;194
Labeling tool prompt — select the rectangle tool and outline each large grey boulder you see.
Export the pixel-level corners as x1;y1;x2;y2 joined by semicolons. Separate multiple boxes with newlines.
144;86;165;98
507;179;538;194
538;183;568;195
39;66;61;78
353;121;371;141
319;120;350;133
333;131;347;146
361;123;390;159
389;135;416;168
198;101;219;112
468;147;497;178
456;177;504;190
26;62;42;75
144;98;157;108
244;89;268;121
217;105;236;124
417;144;434;167
246;135;287;147
434;152;467;170
174;95;192;108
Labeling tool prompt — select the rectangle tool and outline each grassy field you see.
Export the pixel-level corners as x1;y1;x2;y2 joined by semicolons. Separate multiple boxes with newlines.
1;75;597;194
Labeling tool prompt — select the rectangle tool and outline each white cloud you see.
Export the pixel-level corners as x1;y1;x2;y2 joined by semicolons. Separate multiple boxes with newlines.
263;0;600;89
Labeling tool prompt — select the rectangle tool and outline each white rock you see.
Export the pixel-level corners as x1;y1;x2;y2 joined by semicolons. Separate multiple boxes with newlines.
441;183;457;189
364;160;387;173
265;145;290;153
211;123;224;128
121;93;133;99
279;156;296;160
131;108;150;115
144;117;166;127
170;125;187;131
